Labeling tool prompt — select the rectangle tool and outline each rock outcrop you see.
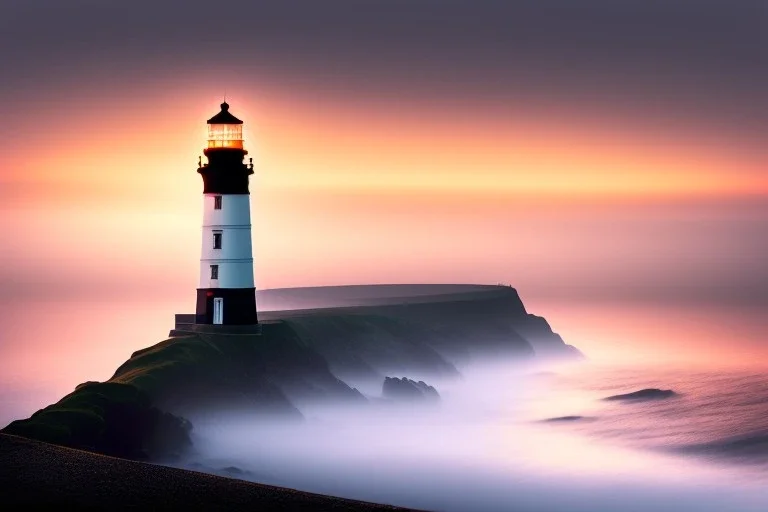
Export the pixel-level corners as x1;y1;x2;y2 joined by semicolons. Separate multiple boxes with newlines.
604;389;677;401
382;377;440;401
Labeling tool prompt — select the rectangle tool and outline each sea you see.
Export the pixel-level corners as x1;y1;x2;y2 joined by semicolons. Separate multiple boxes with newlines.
1;297;767;511
180;360;768;512
531;363;768;472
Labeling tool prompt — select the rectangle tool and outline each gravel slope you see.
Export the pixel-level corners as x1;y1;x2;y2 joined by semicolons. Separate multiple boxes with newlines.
0;434;419;510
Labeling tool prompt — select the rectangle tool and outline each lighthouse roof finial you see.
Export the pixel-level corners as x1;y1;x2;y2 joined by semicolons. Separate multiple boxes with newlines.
207;101;243;125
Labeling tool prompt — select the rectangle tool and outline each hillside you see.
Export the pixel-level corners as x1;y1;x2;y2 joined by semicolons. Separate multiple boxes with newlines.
4;322;362;459
3;285;581;460
0;434;414;510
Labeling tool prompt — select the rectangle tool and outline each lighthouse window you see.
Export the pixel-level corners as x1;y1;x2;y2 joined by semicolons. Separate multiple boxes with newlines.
213;232;222;249
210;265;219;280
214;196;222;210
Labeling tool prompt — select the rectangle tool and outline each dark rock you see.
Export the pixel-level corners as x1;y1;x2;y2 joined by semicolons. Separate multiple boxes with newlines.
382;377;440;401
604;389;677;401
542;415;589;422
513;314;585;360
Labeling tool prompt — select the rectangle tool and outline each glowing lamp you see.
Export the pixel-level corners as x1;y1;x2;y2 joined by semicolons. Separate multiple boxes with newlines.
206;102;244;150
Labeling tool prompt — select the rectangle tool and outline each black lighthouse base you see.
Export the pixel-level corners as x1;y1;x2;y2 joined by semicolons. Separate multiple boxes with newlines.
196;288;258;325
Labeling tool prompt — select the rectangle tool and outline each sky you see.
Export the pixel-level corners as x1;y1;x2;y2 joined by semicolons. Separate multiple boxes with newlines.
0;0;766;377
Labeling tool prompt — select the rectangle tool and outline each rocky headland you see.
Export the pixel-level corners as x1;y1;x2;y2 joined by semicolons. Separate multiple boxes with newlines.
3;285;582;461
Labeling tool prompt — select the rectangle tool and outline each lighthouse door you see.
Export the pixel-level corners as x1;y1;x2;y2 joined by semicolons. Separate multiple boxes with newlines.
213;298;224;325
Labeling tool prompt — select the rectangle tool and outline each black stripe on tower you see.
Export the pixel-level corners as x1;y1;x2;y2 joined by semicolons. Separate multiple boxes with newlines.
196;288;259;325
198;149;254;194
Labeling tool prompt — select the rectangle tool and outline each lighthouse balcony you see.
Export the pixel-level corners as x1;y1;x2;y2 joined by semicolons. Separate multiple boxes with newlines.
170;313;263;337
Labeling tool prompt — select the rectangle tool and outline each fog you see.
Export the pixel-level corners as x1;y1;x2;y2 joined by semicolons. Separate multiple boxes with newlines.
176;362;767;511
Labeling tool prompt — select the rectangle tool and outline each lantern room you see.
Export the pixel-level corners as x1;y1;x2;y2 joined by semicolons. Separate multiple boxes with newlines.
206;102;244;150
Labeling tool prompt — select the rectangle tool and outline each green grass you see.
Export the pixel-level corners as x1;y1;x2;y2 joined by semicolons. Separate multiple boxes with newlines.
4;381;191;460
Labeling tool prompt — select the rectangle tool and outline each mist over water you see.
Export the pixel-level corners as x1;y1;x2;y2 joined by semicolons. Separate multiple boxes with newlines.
1;292;766;510
179;360;768;511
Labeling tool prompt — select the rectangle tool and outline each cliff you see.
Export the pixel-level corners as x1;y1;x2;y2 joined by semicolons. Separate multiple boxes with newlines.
4;322;363;459
112;321;364;419
264;285;582;374
3;285;581;460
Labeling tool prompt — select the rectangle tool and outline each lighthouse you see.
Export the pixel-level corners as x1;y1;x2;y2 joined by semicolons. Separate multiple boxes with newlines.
195;102;258;326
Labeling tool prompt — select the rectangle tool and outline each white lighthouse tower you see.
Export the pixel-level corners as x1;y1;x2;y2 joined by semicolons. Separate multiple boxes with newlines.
195;102;258;325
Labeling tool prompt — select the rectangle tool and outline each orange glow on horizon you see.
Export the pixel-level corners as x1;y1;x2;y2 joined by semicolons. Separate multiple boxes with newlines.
1;87;765;372
2;86;765;211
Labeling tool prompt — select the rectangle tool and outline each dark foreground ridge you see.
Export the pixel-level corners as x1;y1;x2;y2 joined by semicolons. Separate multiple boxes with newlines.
0;434;416;510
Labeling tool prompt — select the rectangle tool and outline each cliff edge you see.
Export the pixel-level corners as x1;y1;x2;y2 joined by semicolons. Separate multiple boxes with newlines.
3;285;581;460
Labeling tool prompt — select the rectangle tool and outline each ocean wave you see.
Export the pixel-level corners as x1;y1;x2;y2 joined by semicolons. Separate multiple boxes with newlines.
676;431;768;460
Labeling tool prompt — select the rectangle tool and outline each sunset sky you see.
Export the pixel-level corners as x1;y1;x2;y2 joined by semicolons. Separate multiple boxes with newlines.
0;0;766;390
